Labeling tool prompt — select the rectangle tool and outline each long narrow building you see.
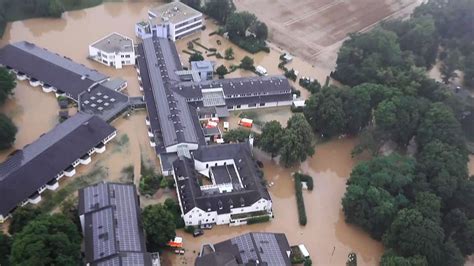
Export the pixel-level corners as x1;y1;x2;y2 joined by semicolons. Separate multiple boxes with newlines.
0;113;116;223
78;182;155;266
135;36;291;226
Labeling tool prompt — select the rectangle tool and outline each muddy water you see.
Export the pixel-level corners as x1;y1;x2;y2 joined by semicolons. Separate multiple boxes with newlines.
469;155;474;176
0;2;385;265
164;138;384;265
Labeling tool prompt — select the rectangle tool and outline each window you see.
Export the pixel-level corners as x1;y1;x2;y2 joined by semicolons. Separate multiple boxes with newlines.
206;164;208;168
189;215;192;218
236;105;241;109
199;214;202;217
125;54;131;58
260;103;266;106
249;103;256;107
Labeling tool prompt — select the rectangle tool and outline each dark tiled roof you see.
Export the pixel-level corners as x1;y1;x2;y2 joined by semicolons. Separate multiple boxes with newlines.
78;182;152;266
78;84;130;122
0;113;115;218
0;41;108;100
175;142;270;214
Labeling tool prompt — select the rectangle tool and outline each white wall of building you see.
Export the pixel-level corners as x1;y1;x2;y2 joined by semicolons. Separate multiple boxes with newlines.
88;44;135;69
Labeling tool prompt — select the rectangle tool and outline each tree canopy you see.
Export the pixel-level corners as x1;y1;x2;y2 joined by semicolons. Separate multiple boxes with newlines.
189;52;204;63
0;114;17;150
0;67;15;105
258;120;284;158
10;214;81;265
8;206;43;235
204;0;235;24
279;114;315;167
142;204;176;251
0;232;11;266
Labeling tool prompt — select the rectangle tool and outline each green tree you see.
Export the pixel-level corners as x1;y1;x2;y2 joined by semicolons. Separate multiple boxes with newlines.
0;67;15;105
215;64;228;78
464;53;474;87
417;102;464;148
452;219;474;256
10;214;81;265
440;49;461;84
380;249;428;266
189;52;204;63
279;114;315;167
48;0;64;17
304;87;346;138
224;47;234;59
413;192;441;223
258;120;284;158
142;204;176;251
253;21;268;40
225;12;257;38
240;56;255;71
0;114;17;150
204;0;235;24
223;128;251;143
0;232;12;266
375;96;427;146
383;209;445;265
8;206;42;235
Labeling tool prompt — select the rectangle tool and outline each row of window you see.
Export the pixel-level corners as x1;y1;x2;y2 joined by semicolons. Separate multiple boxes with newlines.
227;103;266;110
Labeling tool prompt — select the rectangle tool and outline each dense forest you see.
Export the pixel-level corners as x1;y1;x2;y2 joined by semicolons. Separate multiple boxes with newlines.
301;0;474;264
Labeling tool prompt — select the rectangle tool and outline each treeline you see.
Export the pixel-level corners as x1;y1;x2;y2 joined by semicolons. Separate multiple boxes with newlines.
0;67;17;150
310;0;474;264
0;0;104;36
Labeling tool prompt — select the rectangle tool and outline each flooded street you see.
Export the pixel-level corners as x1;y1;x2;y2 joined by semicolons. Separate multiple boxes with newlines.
164;138;384;265
1;1;441;265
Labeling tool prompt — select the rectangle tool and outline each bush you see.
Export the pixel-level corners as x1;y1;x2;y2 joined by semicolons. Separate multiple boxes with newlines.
139;162;162;196
291;106;304;113
296;173;314;191
247;215;270;224
294;174;307;225
184;225;195;234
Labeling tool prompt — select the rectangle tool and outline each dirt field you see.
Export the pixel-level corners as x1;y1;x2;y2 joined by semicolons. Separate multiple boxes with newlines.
235;0;424;70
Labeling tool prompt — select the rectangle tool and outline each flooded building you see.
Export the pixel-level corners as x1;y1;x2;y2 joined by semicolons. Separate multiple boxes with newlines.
136;1;203;41
195;232;292;266
0;41;133;122
78;182;156;266
173;142;271;226
89;32;136;69
136;34;293;226
191;61;214;81
0;113;116;223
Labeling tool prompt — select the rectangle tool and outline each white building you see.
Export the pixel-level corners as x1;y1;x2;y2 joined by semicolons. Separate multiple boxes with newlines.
172;142;273;227
136;1;203;41
88;32;135;69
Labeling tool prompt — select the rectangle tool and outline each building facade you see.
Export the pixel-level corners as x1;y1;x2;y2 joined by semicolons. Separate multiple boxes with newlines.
89;32;135;69
136;1;203;41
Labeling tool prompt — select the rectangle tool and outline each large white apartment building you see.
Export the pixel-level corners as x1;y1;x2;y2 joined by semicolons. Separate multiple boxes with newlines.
88;32;135;69
135;1;203;41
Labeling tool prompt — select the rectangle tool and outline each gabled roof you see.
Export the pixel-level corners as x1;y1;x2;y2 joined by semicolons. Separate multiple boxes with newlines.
0;113;115;218
78;182;152;266
0;41;108;100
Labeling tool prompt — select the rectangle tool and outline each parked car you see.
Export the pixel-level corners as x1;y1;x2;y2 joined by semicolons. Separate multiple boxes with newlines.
193;229;204;237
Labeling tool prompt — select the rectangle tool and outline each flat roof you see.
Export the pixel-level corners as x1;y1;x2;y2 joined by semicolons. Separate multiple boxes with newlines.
79;182;152;265
0;41;108;100
0;113;115;217
149;1;202;25
90;32;134;54
191;61;213;71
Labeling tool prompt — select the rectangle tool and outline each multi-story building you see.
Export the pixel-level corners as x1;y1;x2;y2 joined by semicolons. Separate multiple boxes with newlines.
195;232;292;266
89;32;136;69
78;182;158;265
191;61;214;81
0;113;116;223
135;1;203;41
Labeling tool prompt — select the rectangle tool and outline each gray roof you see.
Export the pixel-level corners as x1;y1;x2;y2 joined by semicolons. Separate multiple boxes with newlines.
78;84;130;122
0;113;115;218
149;1;202;25
78;182;152;266
140;38;199;148
174;142;270;214
91;33;134;54
0;41;108;100
196;232;291;266
191;61;213;72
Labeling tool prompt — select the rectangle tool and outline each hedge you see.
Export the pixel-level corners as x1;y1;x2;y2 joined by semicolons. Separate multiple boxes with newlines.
295;173;314;191
294;174;307;225
247;215;270;224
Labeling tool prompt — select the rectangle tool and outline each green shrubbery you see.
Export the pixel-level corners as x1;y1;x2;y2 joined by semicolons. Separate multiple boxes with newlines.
295;173;314;191
294;174;307;225
247;215;270;224
139;162;162;196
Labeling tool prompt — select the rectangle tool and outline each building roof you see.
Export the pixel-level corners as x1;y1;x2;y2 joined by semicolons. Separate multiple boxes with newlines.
78;182;152;266
195;232;291;266
174;142;270;215
191;61;213;72
149;1;202;25
90;32;134;54
78;84;130;122
0;41;108;100
0;113;115;218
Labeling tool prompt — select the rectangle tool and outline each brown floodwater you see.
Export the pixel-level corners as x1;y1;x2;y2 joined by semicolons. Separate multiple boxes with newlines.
0;2;392;265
